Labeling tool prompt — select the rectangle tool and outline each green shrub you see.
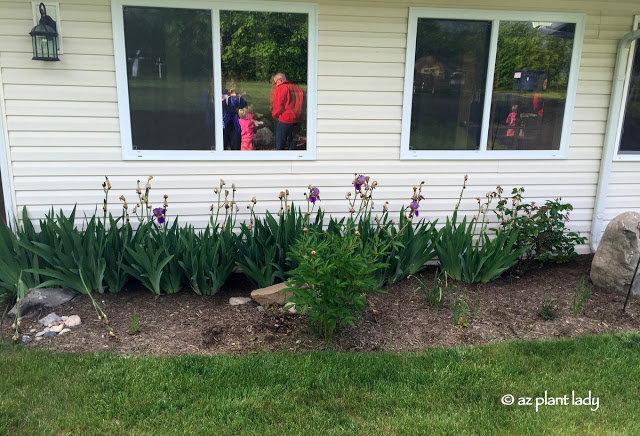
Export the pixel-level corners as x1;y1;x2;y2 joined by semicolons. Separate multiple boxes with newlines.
494;187;587;273
286;180;413;342
286;226;387;342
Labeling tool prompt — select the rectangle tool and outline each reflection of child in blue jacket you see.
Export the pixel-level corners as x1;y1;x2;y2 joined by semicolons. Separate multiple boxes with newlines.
222;89;247;150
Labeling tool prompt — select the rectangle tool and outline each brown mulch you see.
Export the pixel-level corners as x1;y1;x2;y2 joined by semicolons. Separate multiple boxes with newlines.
2;254;640;355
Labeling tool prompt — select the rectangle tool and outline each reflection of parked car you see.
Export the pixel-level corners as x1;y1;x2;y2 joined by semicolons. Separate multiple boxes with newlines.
449;71;464;86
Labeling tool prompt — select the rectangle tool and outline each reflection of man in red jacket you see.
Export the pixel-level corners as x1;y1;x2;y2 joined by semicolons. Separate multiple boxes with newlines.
533;78;547;145
270;72;304;150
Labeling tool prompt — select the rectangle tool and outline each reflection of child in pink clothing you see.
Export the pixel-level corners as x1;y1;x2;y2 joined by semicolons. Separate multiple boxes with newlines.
506;105;518;137
238;108;256;151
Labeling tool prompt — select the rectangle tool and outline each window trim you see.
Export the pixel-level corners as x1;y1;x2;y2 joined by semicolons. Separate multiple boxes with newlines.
111;0;318;161
613;15;640;161
400;7;585;160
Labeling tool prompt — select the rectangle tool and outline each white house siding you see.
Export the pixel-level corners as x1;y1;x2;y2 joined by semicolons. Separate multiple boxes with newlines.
0;0;639;252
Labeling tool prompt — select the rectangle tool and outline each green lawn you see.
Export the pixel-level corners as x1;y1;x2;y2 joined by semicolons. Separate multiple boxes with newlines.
2;334;640;435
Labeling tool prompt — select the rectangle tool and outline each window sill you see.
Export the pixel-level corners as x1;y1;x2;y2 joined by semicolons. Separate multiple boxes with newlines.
122;149;315;161
400;149;568;160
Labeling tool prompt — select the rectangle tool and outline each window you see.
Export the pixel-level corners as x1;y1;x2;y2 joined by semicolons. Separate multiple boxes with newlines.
401;8;584;159
616;16;640;159
112;0;317;160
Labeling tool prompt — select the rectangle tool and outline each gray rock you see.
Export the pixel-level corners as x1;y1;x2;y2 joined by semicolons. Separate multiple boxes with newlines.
65;315;81;328
591;211;640;294
229;297;252;306
35;328;50;337
254;127;275;148
251;282;292;306
42;330;57;338
9;288;75;319
22;335;32;344
39;313;62;327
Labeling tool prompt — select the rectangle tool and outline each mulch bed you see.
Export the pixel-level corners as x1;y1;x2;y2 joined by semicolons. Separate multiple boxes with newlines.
2;254;640;355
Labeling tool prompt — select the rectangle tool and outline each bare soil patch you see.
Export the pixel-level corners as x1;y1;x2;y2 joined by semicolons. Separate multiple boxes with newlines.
2;255;640;354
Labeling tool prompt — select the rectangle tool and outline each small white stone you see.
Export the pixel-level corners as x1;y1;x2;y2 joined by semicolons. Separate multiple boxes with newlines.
284;302;297;314
59;328;71;335
229;297;252;306
61;316;69;321
65;315;81;328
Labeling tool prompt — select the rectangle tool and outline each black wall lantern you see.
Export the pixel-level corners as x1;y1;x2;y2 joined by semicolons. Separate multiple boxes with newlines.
29;3;59;61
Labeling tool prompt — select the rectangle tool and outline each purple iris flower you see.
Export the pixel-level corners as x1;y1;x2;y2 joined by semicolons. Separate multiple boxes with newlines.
153;207;166;224
409;200;419;217
309;186;320;203
354;174;366;190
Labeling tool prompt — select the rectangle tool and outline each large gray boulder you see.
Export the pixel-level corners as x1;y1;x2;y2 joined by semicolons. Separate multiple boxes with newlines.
591;212;640;294
8;288;76;319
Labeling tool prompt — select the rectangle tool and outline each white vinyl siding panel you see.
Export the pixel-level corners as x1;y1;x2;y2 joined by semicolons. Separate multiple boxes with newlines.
1;0;639;254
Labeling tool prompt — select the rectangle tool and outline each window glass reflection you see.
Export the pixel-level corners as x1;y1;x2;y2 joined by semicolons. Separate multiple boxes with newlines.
220;10;308;151
410;19;492;151
123;7;214;151
487;21;575;151
619;31;640;154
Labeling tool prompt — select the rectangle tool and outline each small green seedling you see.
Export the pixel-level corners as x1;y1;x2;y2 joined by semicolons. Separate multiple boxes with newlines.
572;275;592;317
129;310;140;335
540;294;557;320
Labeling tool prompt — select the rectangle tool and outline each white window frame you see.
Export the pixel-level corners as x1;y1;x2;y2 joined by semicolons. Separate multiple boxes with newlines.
614;15;640;161
400;8;585;160
111;0;318;161
0;101;13;225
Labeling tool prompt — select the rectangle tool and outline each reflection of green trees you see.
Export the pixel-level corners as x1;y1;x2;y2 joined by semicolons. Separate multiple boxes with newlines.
163;9;213;79
415;18;490;87
124;7;213;80
221;11;308;83
494;22;574;91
